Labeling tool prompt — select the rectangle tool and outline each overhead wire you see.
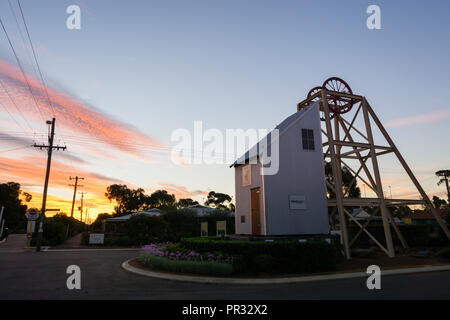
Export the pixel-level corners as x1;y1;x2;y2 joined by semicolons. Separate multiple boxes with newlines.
0;16;46;124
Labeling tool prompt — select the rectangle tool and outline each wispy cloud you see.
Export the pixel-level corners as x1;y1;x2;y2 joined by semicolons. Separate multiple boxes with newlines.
0;59;167;159
385;109;450;128
157;182;208;199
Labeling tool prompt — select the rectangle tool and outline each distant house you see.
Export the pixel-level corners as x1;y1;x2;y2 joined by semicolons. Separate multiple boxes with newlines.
104;208;165;233
230;102;329;236
404;209;449;232
351;208;404;225
182;205;215;217
182;204;234;217
105;208;164;222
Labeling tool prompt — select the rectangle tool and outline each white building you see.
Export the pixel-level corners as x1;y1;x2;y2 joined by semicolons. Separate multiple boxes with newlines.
231;102;329;236
105;208;164;222
183;204;215;217
182;204;235;217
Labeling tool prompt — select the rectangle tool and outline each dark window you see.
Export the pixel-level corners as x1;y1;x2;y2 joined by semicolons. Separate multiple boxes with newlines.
302;128;315;151
241;216;246;223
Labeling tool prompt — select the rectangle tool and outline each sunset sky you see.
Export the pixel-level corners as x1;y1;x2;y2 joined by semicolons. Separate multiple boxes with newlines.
1;0;450;222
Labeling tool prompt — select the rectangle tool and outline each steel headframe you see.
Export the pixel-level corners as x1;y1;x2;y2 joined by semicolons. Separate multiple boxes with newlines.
297;88;450;259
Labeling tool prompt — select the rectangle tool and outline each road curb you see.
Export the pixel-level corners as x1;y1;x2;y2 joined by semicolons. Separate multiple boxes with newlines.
121;258;450;284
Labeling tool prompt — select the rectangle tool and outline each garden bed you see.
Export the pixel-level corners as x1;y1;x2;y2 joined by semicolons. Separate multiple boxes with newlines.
130;254;450;278
133;239;450;277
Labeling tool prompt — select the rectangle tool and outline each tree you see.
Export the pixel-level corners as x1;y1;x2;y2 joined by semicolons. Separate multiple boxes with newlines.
177;198;199;209
204;191;234;211
432;196;448;209
324;162;361;198
90;213;113;231
105;184;148;215
22;192;32;203
148;190;176;210
124;215;168;245
391;205;412;218
436;170;450;202
0;182;28;232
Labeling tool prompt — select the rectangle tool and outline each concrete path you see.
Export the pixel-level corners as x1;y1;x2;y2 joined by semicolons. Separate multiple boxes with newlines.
54;233;83;249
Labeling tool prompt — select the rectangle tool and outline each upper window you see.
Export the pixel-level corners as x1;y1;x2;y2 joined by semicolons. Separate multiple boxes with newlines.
242;164;251;186
302;128;315;151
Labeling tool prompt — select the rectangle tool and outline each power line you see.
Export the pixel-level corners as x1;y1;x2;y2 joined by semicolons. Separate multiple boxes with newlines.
16;0;56;118
0;98;28;133
15;0;68;148
0;16;45;124
0;145;30;153
0;77;35;133
7;0;39;81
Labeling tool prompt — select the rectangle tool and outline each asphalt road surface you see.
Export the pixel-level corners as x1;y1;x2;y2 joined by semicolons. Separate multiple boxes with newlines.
1;248;449;299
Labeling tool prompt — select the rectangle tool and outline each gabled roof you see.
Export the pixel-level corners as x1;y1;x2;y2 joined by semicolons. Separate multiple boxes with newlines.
106;208;164;222
230;102;318;167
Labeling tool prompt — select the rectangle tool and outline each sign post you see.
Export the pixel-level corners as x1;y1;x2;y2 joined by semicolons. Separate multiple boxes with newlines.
25;209;40;248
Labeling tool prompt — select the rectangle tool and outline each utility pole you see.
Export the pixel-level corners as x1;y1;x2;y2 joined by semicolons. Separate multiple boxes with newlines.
78;191;86;222
33;118;66;252
69;176;84;217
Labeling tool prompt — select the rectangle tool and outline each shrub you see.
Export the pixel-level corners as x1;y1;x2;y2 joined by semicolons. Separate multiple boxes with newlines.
139;252;233;275
252;254;274;274
49;214;85;237
105;235;132;246
161;210;199;241
437;247;450;259
31;220;66;246
180;237;337;274
124;215;168;245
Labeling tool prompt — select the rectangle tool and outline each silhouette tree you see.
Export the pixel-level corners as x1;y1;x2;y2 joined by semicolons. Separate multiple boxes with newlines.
432;196;448;209
105;184;148;215
0;182;29;232
436;170;450;202
204;191;234;211
177;198;199;209
147;190;176;210
324;162;361;198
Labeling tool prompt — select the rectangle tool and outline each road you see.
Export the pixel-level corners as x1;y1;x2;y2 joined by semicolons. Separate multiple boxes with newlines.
0;248;449;299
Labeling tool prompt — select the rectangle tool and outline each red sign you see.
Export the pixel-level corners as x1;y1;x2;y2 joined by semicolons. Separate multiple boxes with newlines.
27;233;32;239
26;209;40;221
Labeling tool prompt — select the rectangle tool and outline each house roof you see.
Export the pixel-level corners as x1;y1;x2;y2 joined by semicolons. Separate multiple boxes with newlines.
404;209;449;220
106;208;164;222
230;102;318;168
184;204;212;210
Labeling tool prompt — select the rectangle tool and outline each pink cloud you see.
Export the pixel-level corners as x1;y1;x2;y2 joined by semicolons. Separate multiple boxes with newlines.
385;109;450;128
0;59;167;159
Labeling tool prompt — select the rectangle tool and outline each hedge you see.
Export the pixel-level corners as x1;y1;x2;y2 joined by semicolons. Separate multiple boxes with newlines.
180;237;338;274
139;252;233;275
30;220;66;246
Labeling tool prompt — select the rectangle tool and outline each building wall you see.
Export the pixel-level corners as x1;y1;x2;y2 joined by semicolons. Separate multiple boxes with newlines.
234;162;265;235
263;104;329;235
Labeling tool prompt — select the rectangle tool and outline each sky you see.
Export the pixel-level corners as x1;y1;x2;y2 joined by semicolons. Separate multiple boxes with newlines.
0;0;449;222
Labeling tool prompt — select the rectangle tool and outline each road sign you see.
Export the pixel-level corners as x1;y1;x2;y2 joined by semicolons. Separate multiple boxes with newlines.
27;233;32;240
26;209;40;221
89;233;104;244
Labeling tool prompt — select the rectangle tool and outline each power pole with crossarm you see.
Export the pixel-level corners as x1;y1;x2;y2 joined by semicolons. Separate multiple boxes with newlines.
69;176;84;218
33;118;66;252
